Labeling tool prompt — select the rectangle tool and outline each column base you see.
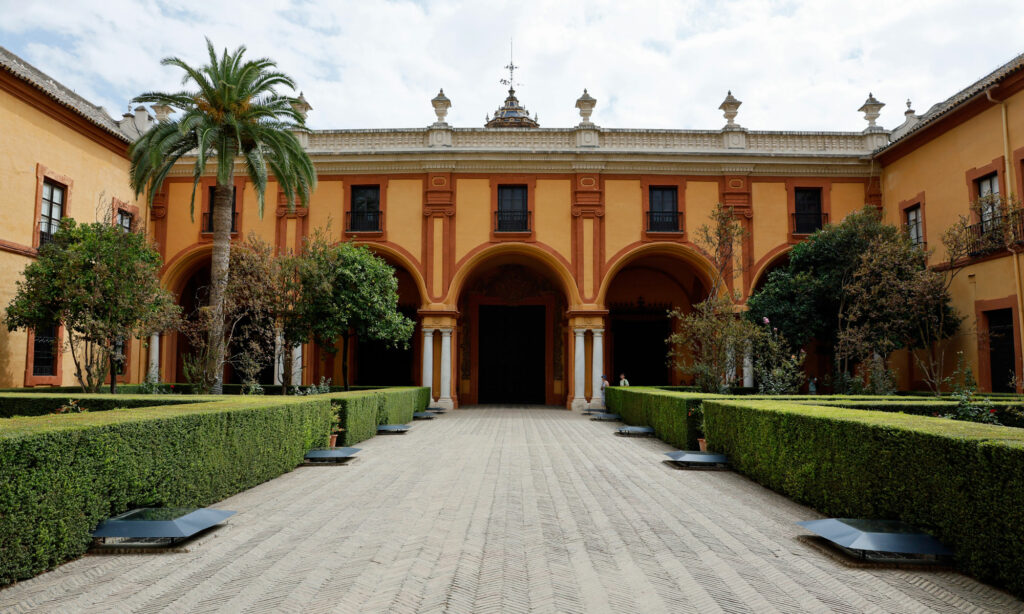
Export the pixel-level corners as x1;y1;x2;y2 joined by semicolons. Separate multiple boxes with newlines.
434;397;455;411
571;397;589;411
588;398;606;410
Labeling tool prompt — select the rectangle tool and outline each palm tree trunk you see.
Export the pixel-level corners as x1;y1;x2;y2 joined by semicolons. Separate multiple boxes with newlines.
207;183;234;394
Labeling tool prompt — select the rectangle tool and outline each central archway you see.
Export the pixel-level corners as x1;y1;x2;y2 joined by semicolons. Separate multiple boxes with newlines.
456;254;569;406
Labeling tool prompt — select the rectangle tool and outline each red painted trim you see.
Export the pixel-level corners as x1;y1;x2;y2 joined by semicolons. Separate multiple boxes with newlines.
965;156;1006;224
0;69;129;157
489;175;537;242
898;192;927;248
24;325;64;387
975;295;1023;393
748;244;792;295
33;163;73;249
0;239;36;257
1013;145;1024;198
198;177;245;242
640;176;688;242
342;175;390;241
785;179;832;243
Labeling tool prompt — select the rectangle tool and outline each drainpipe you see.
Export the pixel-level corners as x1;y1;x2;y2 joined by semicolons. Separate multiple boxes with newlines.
986;86;1024;391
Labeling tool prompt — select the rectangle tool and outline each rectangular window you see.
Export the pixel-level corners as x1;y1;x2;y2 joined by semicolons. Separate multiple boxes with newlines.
203;186;237;233
39;179;65;246
496;185;529;232
648;187;680;232
32;323;58;376
976;172;1000;231
116;210;132;232
793;188;823;234
905;204;923;246
349;185;381;231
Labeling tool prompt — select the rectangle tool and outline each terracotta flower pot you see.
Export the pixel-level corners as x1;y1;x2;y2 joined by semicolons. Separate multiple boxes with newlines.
697;438;707;452
329;433;338;447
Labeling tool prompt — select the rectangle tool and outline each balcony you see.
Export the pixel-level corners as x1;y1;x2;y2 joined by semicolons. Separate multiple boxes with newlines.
496;209;531;233
646;210;684;233
347;209;382;232
201;211;238;233
38;219;60;246
966;211;1024;257
792;211;828;235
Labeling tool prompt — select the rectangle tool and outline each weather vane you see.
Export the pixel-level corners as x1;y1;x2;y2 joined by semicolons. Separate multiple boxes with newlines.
500;38;520;90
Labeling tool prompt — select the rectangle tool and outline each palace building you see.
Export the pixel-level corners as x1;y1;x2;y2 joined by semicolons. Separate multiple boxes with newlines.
1;45;1022;404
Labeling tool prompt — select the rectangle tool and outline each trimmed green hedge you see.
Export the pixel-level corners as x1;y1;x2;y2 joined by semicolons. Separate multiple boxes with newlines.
0;393;217;418
0;396;332;586
606;387;713;450
330;387;428;446
702;399;1024;598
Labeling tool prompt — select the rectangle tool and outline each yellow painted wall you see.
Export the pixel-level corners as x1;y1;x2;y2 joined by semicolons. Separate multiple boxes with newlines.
830;182;866;223
0;87;142;387
685;181;720;236
604;180;642;263
386;179;422;262
454;179;490;263
535;179;572;262
241;181;279;244
307;180;343;241
164;182;201;258
751;182;788;265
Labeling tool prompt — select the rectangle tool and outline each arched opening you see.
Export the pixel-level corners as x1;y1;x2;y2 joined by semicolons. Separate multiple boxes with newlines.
456;253;569;405
350;261;423;386
604;253;710;386
750;249;791;296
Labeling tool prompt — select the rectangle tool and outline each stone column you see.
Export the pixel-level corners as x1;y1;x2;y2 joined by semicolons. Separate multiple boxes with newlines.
421;328;435;401
438;328;454;409
743;346;754;388
590;329;605;409
572;328;587;410
292;344;302;386
147;333;160;383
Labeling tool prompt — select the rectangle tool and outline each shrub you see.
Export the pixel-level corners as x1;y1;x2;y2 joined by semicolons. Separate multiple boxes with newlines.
330;387;426;446
0;393;214;418
606;387;713;449
701;399;1024;598
0;396;331;586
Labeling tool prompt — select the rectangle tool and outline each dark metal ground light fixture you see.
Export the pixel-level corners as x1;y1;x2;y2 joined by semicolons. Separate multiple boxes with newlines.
796;518;953;566
617;425;655;437
664;450;729;468
91;507;235;551
590;412;621;421
304;446;361;464
378;424;411;434
426;406;446;414
412;412;436;420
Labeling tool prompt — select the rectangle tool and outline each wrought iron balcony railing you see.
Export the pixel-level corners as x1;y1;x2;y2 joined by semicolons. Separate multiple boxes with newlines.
792;211;828;235
201;211;238;233
646;210;684;233
347;209;382;232
496;209;531;232
966;211;1024;257
38;219;60;246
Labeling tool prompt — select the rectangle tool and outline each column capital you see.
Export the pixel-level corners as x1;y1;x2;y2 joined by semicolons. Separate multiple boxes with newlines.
440;327;453;336
592;328;604;336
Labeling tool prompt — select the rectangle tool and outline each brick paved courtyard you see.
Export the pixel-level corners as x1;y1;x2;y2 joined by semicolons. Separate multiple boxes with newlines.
1;407;1020;613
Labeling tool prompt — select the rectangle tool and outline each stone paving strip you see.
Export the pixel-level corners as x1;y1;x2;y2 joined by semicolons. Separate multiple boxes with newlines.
1;407;1021;613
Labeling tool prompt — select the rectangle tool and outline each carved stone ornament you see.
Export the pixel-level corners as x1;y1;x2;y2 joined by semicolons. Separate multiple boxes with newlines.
431;89;451;125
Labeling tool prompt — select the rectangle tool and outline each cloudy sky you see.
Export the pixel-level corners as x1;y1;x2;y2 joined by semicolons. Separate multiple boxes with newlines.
1;0;1023;132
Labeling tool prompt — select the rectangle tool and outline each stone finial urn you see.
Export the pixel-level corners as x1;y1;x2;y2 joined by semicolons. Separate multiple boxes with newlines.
151;104;172;122
719;91;742;128
432;89;451;125
858;93;885;129
575;89;597;126
291;92;312;120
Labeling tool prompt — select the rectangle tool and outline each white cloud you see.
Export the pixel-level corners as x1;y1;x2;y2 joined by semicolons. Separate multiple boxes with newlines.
1;0;1022;132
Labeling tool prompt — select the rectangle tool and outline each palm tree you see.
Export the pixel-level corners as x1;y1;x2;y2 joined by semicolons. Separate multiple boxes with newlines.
129;39;316;393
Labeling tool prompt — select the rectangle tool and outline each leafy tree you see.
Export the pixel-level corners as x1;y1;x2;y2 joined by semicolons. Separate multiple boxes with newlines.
128;39;316;394
293;234;414;391
669;203;761;392
747;206;891;354
179;235;279;394
5;220;178;393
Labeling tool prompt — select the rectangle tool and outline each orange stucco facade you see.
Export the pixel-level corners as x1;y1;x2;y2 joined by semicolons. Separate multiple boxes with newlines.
2;46;1022;400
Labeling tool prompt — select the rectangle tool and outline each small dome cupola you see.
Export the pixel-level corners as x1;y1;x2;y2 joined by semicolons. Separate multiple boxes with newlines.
485;42;539;128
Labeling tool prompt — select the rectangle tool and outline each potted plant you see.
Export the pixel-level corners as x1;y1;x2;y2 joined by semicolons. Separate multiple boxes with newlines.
688;404;707;451
329;414;343;447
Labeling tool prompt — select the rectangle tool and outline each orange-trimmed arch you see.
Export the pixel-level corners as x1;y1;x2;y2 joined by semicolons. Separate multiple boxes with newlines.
445;242;582;308
358;242;429;308
160;242;214;297
749;244;793;297
597;242;716;307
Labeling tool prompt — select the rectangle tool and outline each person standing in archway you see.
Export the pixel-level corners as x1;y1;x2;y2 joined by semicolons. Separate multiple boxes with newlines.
619;373;630;387
600;374;609;405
